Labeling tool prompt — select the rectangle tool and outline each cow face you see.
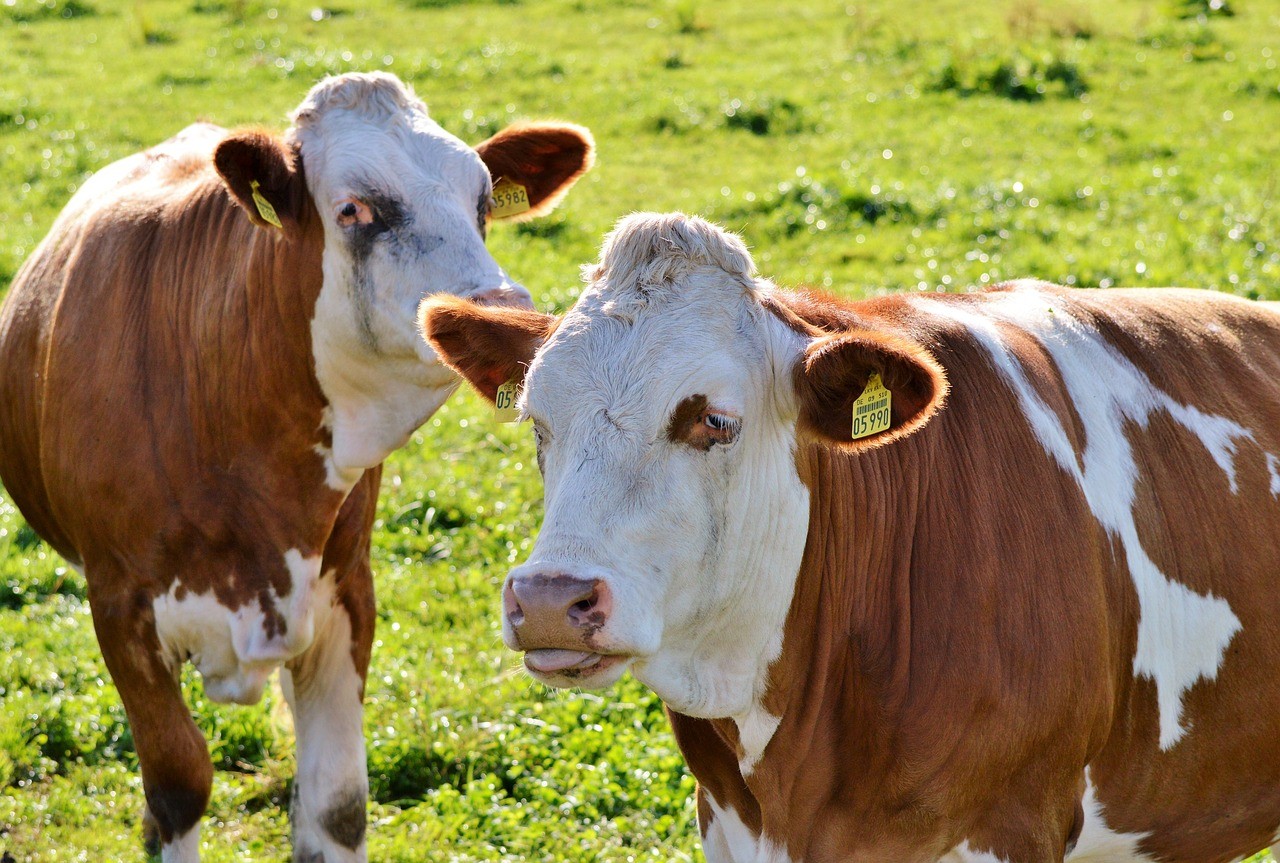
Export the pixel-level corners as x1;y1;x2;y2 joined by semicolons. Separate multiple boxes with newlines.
421;214;947;719
213;72;593;480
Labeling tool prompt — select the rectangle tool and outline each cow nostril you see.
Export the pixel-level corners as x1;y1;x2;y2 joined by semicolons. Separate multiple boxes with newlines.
503;581;525;626
572;597;595;613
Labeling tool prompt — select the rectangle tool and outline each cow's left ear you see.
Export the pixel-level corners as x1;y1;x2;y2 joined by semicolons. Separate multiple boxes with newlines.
794;330;948;451
476;122;595;221
213;129;305;234
420;295;558;402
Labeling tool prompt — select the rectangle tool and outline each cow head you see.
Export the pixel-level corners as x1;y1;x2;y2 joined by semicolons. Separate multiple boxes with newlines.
212;72;593;479
421;213;946;719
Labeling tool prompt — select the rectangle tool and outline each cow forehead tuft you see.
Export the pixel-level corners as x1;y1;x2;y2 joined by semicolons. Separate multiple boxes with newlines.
289;71;427;129
577;212;760;320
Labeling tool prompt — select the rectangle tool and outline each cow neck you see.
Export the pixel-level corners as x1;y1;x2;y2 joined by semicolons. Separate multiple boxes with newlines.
132;187;345;587
686;293;939;857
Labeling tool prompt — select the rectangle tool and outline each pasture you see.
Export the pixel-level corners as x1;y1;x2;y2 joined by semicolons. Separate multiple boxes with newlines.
1;0;1279;860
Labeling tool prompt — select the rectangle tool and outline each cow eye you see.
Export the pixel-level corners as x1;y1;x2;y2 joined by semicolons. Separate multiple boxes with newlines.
698;411;741;447
335;198;375;227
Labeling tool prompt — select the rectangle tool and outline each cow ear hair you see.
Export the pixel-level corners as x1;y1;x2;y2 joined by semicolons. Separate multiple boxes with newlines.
475;122;595;221
794;330;948;451
213;129;305;234
419;296;557;403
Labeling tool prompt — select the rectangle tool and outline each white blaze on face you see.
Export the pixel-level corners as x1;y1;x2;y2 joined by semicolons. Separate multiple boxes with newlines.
289;73;520;477
918;286;1247;749
515;214;811;721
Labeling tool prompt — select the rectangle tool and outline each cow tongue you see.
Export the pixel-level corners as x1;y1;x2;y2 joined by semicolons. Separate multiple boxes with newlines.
525;649;598;673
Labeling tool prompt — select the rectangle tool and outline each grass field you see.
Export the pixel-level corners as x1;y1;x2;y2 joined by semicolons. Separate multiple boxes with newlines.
2;0;1279;860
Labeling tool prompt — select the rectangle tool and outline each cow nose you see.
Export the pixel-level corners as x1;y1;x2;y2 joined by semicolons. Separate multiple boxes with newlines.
470;283;534;310
504;573;612;647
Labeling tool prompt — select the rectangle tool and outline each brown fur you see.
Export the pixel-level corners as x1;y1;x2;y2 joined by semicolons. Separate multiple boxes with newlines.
419;295;557;401
474;122;595;221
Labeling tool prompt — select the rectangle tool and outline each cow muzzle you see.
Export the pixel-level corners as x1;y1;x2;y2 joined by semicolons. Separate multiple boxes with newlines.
469;282;534;310
503;570;629;684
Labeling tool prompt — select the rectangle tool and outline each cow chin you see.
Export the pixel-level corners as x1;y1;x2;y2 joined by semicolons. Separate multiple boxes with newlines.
521;650;635;689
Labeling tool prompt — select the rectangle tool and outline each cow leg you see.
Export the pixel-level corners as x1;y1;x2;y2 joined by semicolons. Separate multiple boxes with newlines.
282;568;374;863
90;595;212;863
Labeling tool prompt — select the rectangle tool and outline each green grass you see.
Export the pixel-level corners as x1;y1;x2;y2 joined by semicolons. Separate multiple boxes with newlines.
1;0;1279;859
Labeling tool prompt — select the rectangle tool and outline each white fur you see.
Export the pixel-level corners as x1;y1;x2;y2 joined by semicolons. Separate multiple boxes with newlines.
281;579;368;862
735;704;782;777
1066;772;1155;862
290;73;525;476
152;549;324;705
918;289;1246;749
510;214;811;721
703;796;795;863
939;841;1008;863
162;825;201;863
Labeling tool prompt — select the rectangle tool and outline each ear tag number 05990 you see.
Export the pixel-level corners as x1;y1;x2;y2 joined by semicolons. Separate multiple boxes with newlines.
851;373;891;440
494;379;521;423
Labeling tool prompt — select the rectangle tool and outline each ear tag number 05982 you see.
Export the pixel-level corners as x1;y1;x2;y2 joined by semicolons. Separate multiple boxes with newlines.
490;179;531;219
851;373;891;440
495;379;521;423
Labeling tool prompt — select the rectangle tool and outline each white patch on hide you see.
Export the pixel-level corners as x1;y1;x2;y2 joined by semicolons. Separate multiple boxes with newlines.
161;824;200;863
1066;772;1155;862
703;796;795;863
919;289;1245;749
152;549;325;705
735;704;782;777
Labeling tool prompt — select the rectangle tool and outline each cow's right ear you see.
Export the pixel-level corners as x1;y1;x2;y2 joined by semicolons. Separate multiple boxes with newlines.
419;296;557;402
213;129;304;233
794;329;949;451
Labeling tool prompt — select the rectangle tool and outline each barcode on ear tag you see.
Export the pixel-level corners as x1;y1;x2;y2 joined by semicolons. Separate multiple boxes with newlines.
250;180;283;229
494;379;521;423
851;373;892;440
490;178;531;219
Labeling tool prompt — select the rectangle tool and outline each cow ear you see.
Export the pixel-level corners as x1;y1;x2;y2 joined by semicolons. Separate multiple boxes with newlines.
419;295;557;403
213;129;304;233
795;330;948;451
475;122;595;221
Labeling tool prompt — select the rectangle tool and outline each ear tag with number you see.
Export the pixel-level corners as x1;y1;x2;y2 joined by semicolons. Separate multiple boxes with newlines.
494;379;521;423
250;180;283;229
851;373;892;440
490;178;531;219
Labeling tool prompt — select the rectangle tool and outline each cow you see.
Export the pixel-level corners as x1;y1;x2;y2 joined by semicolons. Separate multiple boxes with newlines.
422;211;1280;863
0;71;593;862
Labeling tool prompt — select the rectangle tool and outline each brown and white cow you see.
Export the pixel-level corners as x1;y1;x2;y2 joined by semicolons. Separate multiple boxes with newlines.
423;211;1280;863
0;72;592;862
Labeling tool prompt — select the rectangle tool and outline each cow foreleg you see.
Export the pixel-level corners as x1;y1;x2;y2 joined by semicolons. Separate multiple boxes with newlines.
282;576;373;863
91;595;212;863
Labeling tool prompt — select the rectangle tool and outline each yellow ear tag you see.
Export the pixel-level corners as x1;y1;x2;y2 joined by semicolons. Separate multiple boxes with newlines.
851;373;892;440
250;180;283;229
490;178;531;219
494;379;521;423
